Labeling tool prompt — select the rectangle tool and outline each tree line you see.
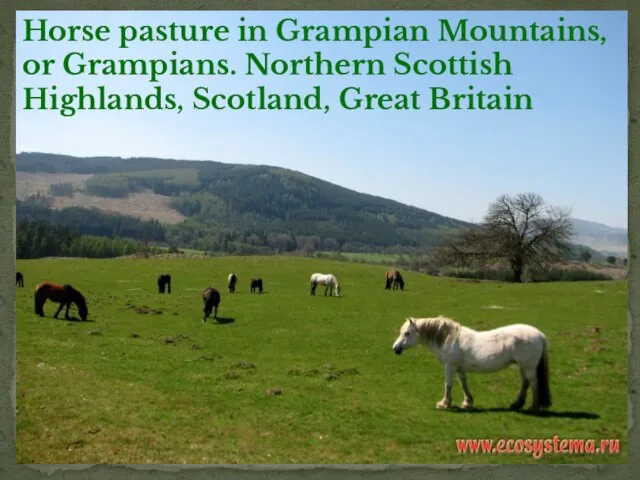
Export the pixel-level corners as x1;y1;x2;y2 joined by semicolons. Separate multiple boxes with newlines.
16;220;162;259
18;197;166;242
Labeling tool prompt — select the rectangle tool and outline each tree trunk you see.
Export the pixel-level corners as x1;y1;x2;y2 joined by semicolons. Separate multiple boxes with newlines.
511;257;524;283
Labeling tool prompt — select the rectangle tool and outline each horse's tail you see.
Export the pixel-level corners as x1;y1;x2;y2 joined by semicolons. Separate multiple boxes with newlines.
536;336;552;409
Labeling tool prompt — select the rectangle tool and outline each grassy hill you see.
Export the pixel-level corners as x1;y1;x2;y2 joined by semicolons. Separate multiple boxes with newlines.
16;153;622;263
17;152;471;254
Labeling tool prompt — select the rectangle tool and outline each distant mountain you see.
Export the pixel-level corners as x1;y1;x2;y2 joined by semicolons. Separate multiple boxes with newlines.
570;218;628;257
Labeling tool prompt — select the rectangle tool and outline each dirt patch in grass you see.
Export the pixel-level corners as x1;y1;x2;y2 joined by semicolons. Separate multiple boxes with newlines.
232;361;256;370
288;367;321;377
126;304;163;315
288;364;359;381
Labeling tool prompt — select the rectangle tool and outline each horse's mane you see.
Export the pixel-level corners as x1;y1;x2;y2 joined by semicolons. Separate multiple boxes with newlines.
64;283;84;298
412;316;461;348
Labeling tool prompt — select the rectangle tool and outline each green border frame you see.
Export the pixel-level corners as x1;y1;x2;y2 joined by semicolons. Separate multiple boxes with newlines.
0;1;635;478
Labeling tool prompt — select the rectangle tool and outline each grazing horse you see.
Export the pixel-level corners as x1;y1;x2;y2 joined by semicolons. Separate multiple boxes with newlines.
16;272;24;288
228;273;238;293
34;282;89;321
310;273;341;297
157;274;171;294
250;278;263;294
385;270;404;290
392;316;551;412
202;287;221;322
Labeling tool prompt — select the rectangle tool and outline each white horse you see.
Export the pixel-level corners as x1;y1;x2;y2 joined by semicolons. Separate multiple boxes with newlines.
310;273;341;297
392;316;551;412
227;273;238;294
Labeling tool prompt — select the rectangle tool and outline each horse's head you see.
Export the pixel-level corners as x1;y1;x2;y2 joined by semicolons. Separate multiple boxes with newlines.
393;318;419;355
77;297;89;321
335;283;341;297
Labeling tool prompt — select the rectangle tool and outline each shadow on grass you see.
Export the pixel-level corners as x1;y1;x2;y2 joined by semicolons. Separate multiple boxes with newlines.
446;406;600;419
214;317;235;324
47;315;96;323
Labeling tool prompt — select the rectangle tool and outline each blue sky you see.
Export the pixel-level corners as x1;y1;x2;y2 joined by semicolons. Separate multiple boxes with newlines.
15;10;628;228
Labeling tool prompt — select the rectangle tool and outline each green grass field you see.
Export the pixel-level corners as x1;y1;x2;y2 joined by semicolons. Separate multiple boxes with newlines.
16;256;627;464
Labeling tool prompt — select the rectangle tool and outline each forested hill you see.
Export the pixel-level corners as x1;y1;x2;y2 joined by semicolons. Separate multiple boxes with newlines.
16;152;471;253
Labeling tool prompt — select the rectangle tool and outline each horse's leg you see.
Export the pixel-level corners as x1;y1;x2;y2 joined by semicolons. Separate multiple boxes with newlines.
509;368;530;410
214;305;218;319
437;364;454;409
64;302;72;320
35;293;44;316
520;366;539;411
457;372;474;409
53;302;65;319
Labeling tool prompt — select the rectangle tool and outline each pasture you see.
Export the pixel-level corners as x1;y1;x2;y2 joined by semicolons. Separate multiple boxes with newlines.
16;256;627;464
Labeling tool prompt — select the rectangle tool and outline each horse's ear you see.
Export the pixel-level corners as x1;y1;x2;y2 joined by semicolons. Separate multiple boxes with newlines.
408;317;417;327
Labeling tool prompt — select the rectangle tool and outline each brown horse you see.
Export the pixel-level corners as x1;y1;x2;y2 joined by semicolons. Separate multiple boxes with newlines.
385;270;405;290
250;278;263;294
34;282;88;321
16;272;24;288
157;274;171;294
202;287;221;322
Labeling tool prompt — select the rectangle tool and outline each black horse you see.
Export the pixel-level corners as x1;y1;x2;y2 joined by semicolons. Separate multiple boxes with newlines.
228;273;238;294
202;287;221;322
250;278;263;294
157;274;171;294
16;272;24;288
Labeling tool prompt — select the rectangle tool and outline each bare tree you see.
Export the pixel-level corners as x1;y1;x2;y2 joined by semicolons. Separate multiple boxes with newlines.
434;193;574;282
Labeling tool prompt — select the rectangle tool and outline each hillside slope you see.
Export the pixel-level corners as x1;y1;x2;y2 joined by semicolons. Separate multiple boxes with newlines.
16;152;470;252
16;153;624;260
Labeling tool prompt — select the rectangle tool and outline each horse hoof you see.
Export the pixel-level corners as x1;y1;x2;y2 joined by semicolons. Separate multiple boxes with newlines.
461;402;474;410
509;402;524;410
436;401;451;410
